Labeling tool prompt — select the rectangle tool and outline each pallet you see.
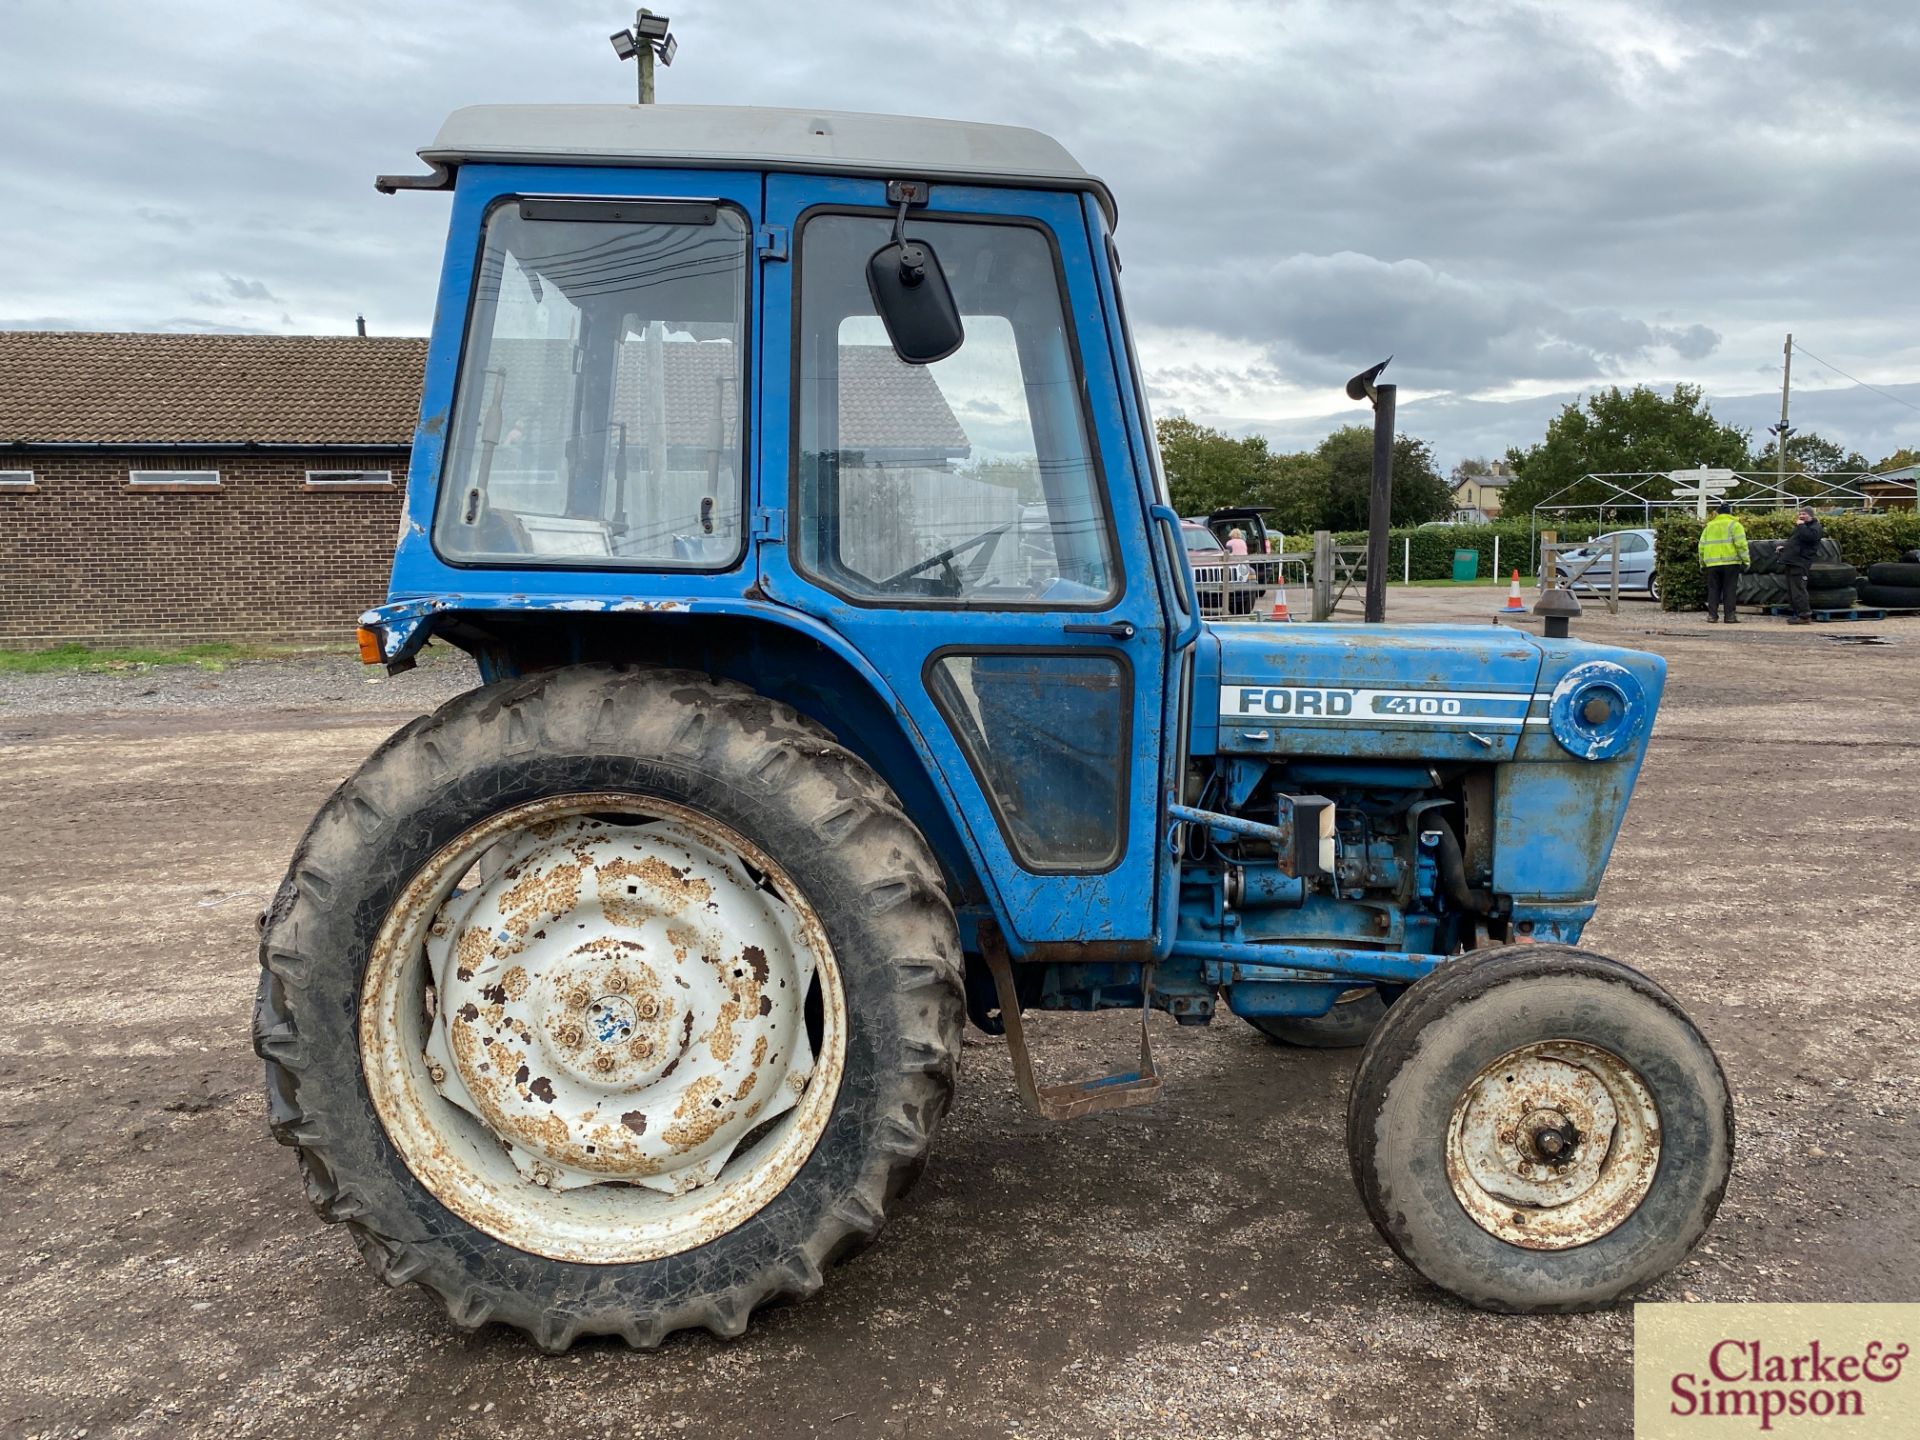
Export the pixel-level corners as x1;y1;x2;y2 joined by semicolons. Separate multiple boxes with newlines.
1764;605;1889;622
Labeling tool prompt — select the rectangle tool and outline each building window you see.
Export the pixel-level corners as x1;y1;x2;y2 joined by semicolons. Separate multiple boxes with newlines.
0;470;33;487
129;469;220;487
305;469;394;487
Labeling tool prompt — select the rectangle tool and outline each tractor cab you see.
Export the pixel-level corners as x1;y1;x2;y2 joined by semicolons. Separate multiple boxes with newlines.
268;105;1731;1349
371;105;1189;951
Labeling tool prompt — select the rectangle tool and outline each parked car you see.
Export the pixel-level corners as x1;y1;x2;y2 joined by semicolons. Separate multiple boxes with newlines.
1180;522;1261;615
1554;528;1660;602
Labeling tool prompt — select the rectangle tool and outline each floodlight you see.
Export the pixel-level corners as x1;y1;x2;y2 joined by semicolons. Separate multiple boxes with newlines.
635;12;670;39
656;32;677;65
609;28;637;58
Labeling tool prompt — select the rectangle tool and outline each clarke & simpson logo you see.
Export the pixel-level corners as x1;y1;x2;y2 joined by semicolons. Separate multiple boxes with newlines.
1636;1304;1920;1438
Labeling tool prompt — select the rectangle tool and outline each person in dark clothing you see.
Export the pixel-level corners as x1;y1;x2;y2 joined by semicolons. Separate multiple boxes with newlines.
1780;507;1823;624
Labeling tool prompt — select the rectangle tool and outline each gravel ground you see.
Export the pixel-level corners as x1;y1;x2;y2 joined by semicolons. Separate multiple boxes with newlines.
1;594;1915;1439
0;645;476;721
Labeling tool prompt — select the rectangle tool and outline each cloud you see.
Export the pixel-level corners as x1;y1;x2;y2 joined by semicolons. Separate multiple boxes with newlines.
1137;252;1723;392
0;0;1912;466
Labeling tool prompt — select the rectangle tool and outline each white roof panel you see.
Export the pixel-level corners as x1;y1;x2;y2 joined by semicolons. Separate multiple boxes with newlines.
409;105;1115;221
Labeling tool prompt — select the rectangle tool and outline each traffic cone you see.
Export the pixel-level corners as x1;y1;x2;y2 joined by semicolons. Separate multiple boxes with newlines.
1504;569;1525;611
1268;581;1291;622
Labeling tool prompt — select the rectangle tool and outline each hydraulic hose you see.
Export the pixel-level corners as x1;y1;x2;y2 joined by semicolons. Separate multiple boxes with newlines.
1428;815;1495;915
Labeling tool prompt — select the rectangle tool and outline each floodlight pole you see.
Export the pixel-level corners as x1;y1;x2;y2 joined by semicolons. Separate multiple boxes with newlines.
1776;332;1792;491
637;8;656;103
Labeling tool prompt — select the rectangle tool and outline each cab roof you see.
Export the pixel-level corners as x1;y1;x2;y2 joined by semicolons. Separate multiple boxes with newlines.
381;105;1116;223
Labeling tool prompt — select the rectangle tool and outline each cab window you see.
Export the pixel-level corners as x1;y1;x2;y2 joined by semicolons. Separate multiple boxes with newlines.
793;214;1116;606
436;199;749;568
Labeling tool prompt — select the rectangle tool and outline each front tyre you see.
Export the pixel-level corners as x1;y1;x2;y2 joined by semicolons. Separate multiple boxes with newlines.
253;665;964;1348
1346;946;1732;1312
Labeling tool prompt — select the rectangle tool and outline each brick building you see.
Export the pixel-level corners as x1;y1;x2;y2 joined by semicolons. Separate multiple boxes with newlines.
0;331;426;646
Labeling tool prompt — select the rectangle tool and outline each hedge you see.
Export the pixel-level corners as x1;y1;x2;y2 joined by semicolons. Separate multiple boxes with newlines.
1306;519;1611;582
1653;510;1920;611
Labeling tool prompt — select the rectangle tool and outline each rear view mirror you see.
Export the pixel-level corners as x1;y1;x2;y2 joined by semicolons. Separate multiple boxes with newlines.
867;237;964;365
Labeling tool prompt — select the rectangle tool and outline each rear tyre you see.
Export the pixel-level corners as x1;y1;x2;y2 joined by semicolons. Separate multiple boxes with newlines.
1866;562;1920;587
1347;946;1732;1312
1646;571;1661;605
254;665;964;1348
1248;987;1387;1048
1807;586;1856;611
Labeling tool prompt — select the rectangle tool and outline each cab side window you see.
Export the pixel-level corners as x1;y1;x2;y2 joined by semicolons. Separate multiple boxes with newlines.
793;214;1115;606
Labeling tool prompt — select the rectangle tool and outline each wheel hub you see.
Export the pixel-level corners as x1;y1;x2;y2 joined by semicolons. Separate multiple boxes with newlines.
1444;1040;1660;1249
422;816;816;1196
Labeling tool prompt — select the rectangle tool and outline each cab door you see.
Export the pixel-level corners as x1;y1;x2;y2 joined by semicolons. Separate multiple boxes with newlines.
755;176;1174;951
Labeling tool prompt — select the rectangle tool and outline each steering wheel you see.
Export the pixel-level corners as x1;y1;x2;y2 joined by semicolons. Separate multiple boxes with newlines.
878;520;1015;594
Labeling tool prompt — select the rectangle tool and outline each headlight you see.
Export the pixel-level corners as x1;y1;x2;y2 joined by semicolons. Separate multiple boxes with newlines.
1548;661;1648;761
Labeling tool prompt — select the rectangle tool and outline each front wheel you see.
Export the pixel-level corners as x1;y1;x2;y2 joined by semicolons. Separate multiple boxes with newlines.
254;665;964;1348
1347;946;1732;1312
1647;571;1662;604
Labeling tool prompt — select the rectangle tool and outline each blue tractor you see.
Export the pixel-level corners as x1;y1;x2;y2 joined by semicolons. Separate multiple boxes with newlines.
256;106;1733;1349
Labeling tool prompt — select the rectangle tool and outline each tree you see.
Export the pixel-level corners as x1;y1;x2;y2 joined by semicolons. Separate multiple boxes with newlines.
1503;384;1752;518
1155;414;1453;535
1312;426;1454;530
1155;415;1271;516
1751;431;1869;475
1450;456;1494;486
1875;446;1920;472
1257;449;1332;536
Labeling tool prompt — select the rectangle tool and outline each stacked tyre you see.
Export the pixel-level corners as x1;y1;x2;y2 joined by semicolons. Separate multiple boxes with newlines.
1738;539;1856;611
1806;561;1859;612
1858;560;1920;611
1734;572;1788;607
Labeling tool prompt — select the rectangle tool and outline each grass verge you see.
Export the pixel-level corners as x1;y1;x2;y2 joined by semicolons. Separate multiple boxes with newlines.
0;642;334;675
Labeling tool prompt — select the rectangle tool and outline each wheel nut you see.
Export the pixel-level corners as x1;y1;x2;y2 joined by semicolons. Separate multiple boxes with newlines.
1522;1109;1578;1165
426;1061;448;1085
636;995;660;1020
530;1164;556;1189
629;1037;654;1060
568;989;590;1012
593;1054;617;1073
556;1024;583;1047
608;971;630;993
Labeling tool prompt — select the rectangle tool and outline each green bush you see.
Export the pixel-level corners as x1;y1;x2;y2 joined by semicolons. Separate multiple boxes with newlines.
1312;519;1610;582
1654;510;1920;610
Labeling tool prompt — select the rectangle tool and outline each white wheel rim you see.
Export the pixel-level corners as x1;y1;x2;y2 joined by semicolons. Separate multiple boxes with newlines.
360;793;846;1264
1443;1040;1660;1250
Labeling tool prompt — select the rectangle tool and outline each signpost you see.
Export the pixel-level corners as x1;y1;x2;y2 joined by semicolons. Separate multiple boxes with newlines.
1668;467;1738;518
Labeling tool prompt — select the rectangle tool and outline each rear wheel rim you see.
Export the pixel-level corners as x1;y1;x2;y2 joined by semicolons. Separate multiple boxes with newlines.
1443;1040;1660;1250
360;792;847;1265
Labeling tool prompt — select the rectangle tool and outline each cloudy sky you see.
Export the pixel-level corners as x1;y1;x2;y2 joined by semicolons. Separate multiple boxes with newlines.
5;0;1917;468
